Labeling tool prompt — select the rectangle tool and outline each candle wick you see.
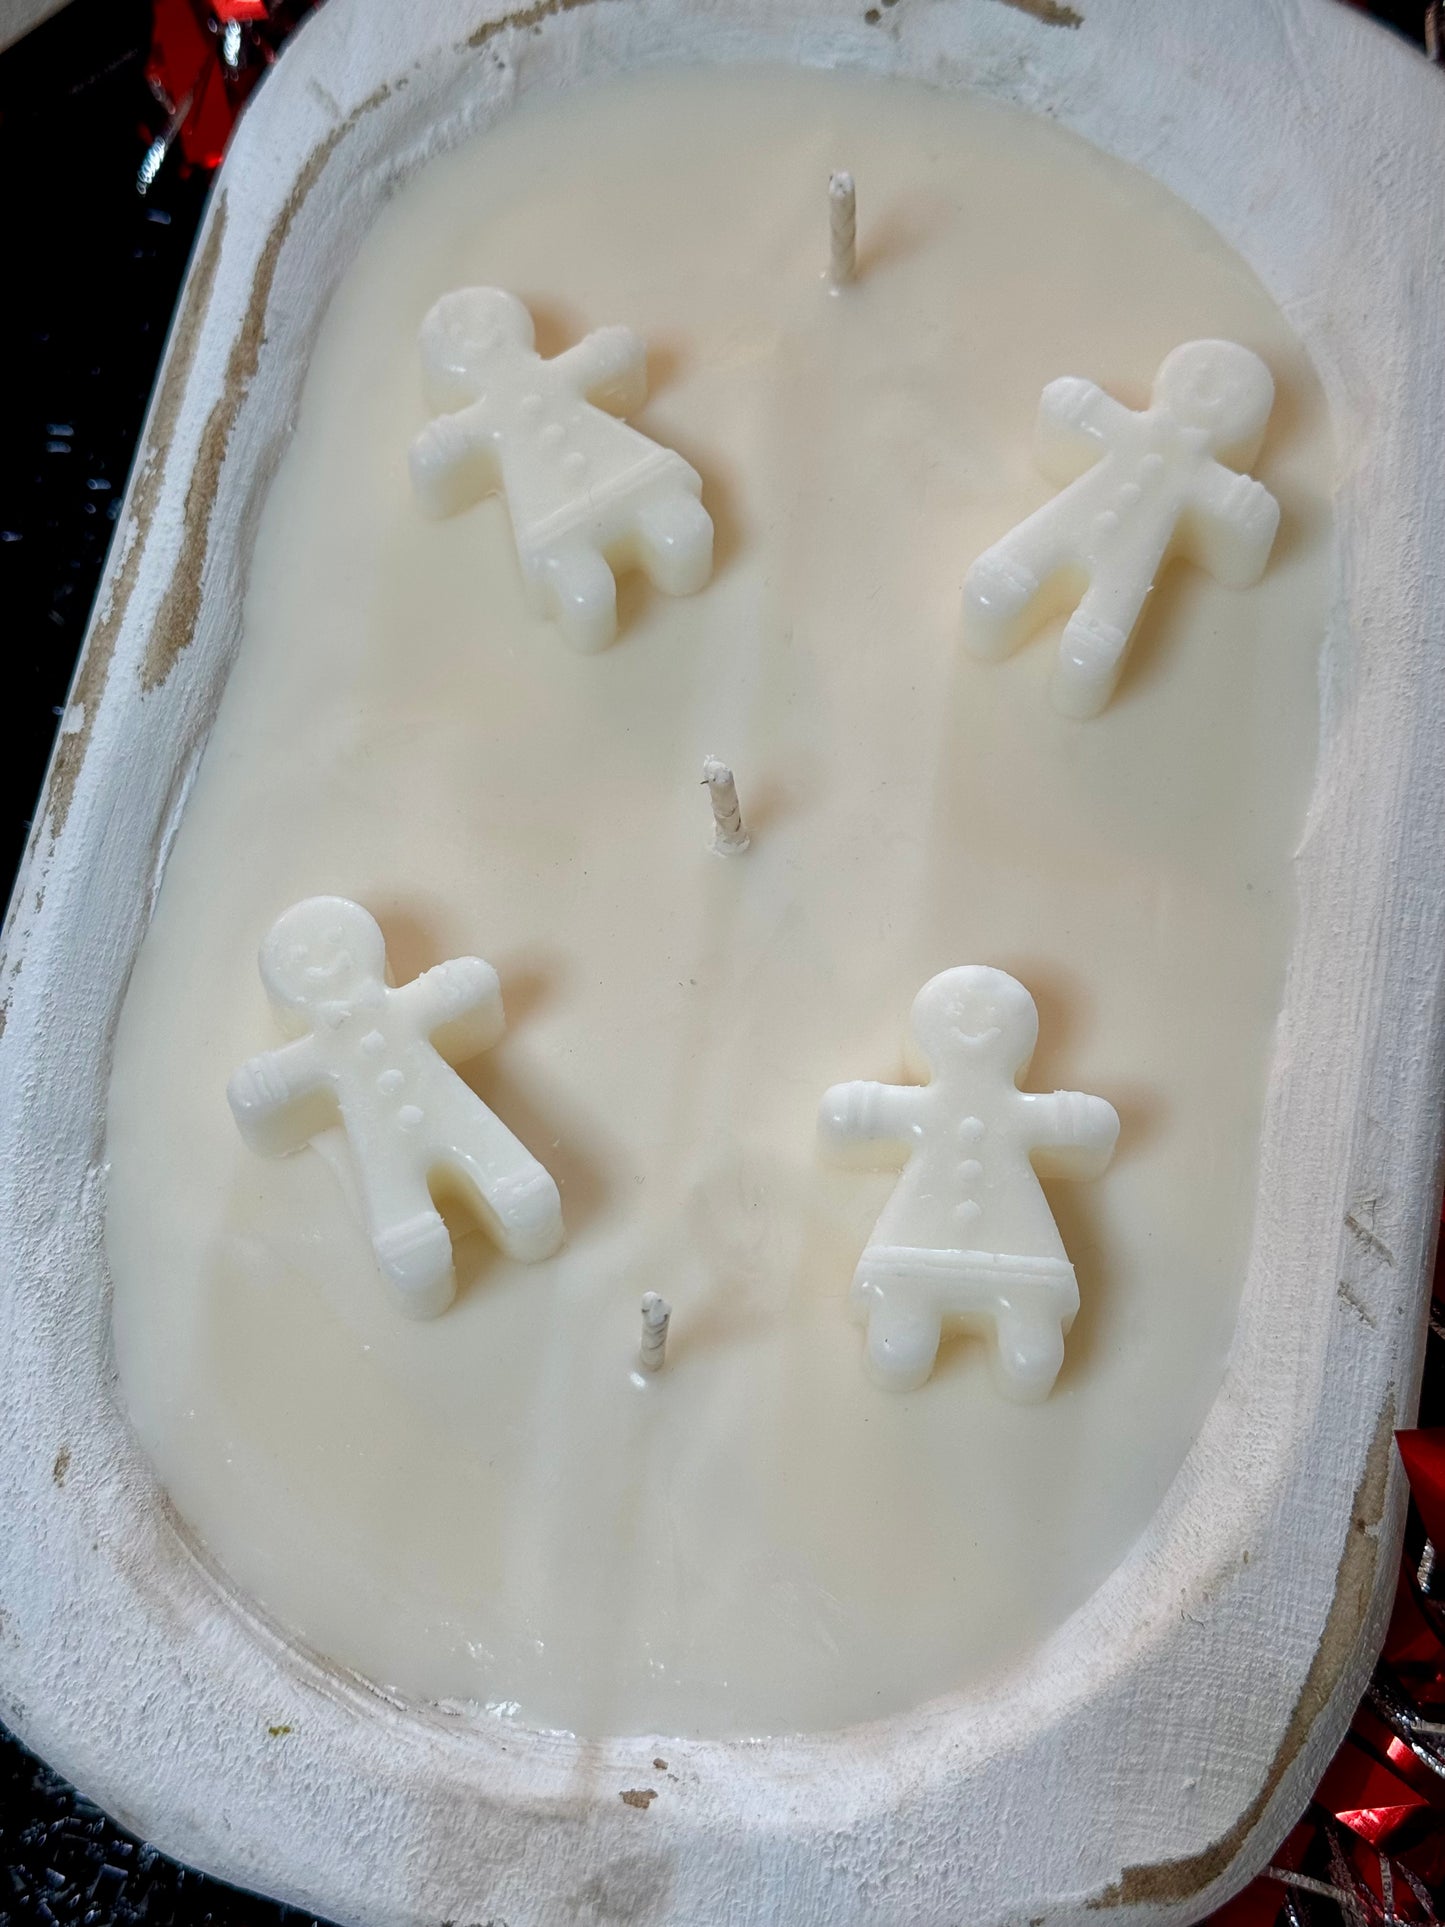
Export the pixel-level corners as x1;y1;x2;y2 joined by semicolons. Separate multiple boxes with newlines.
828;170;857;288
702;757;751;855
639;1292;672;1373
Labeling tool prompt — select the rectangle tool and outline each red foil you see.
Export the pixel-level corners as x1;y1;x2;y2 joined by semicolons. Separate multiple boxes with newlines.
1208;1408;1445;1923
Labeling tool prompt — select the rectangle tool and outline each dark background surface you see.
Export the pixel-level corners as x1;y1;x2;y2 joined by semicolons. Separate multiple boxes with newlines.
2;0;209;892
1;2;1440;1922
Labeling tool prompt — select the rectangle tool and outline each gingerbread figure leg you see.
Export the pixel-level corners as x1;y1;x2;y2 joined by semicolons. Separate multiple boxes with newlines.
439;1096;564;1264
1052;571;1149;720
962;524;1074;664
633;486;714;598
991;1306;1067;1403
355;1158;455;1321
449;1150;564;1263
538;538;618;653
858;1275;943;1392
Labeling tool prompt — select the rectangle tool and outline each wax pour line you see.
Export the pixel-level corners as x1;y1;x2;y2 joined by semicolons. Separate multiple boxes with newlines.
828;170;857;287
639;1292;672;1372
702;757;750;854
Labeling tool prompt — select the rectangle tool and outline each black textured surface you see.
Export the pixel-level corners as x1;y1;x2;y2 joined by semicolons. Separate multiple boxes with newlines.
0;0;210;888
0;1736;330;1925
0;2;1439;1923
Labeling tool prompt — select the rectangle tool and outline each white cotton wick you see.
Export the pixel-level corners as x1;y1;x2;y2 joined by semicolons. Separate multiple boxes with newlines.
639;1292;672;1372
702;757;750;855
828;170;857;288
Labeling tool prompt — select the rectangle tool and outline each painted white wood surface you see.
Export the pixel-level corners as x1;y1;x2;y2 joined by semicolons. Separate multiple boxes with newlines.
1;2;1442;1922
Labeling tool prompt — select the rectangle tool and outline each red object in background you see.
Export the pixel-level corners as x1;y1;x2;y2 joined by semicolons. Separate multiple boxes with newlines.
1210;1402;1445;1924
1398;1428;1445;1553
143;0;314;175
145;0;230;171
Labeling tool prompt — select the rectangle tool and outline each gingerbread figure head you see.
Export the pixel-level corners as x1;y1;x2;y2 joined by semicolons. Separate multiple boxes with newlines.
259;896;387;1029
418;287;535;410
1150;339;1275;469
909;965;1040;1084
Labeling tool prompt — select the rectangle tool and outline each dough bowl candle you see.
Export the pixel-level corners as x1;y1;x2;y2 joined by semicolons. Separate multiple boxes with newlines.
2;4;1443;1925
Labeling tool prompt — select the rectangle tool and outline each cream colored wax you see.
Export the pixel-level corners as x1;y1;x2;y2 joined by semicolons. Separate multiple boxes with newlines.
105;65;1333;1740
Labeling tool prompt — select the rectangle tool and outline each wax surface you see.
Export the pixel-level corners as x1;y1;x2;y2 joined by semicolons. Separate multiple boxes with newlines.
106;65;1334;1740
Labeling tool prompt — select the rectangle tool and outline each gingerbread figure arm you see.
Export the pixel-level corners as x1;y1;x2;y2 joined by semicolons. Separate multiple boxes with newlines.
1178;458;1280;587
409;400;503;520
818;1081;926;1170
1019;1088;1120;1180
393;957;506;1064
227;1037;334;1157
1034;377;1132;485
550;325;649;417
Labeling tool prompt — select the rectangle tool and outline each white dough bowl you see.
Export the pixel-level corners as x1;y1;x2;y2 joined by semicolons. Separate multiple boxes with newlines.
2;1;1444;1922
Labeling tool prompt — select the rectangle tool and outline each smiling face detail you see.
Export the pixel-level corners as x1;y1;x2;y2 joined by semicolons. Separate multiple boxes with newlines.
418;287;535;410
259;897;388;1019
1151;338;1274;463
911;966;1039;1083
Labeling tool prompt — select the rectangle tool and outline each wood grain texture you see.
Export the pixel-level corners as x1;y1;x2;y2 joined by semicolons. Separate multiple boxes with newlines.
1;1;1442;1922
